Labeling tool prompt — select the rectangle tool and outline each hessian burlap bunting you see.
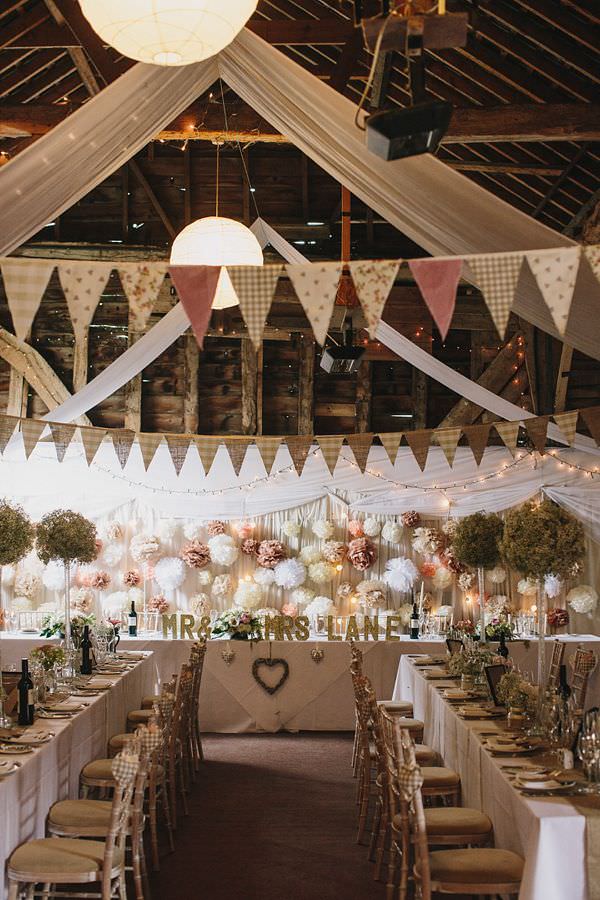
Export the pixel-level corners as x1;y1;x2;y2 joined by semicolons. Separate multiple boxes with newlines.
346;433;373;474
463;423;492;466
317;435;344;475
525;415;550;453
405;429;433;472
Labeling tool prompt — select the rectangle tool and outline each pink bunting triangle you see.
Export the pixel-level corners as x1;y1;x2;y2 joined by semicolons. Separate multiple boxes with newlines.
409;258;462;340
169;266;221;349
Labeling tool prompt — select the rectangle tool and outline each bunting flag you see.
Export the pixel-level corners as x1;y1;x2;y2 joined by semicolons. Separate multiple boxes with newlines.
553;409;578;447
118;262;167;331
494;420;521;455
285;435;314;475
57;261;113;342
405;429;433;472
526;247;581;336
224;438;253;477
468;252;524;339
525;415;550;453
80;426;106;466
20;418;46;458
463;423;492;466
346;433;374;474
257;437;281;475
316;435;344;475
580;406;600;445
434;426;462;468
111;429;135;469
228;264;283;349
193;436;221;476
1;258;54;341
137;432;164;470
49;422;77;462
0;416;18;455
286;262;343;346
169;265;221;349
408;258;462;340
378;432;403;467
165;434;191;475
349;260;400;338
583;245;600;285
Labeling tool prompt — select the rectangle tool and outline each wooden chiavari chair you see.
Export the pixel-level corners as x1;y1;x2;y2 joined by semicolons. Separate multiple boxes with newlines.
547;639;566;692
445;638;463;657
188;640;207;772
571;646;597;713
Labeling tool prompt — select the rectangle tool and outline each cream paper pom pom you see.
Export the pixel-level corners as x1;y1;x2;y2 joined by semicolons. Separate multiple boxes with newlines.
103;590;128;616
191;593;210;616
130;534;160;562
397;603;413;628
38;600;58;613
12;596;33;611
304;595;335;618
381;521;402;543
102;521;124;543
299;544;322;566
14;571;41;599
282;520;301;539
517;577;538;596
2;565;15;587
71;587;94;613
154;556;186;591
128;587;143;607
197;570;214;587
437;604;454;618
308;561;334;584
43;559;69;591
312;519;334;540
488;565;507;585
233;581;264;609
183;521;204;541
212;574;234;600
101;543;125;567
384;557;419;593
208;534;239;568
253;567;276;586
156;519;178;541
290;587;315;607
363;517;381;538
567;585;598;615
274;558;306;589
458;571;474;591
433;567;453;590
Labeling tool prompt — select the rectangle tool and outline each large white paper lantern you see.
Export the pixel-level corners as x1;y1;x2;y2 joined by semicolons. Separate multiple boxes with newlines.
170;216;263;309
79;1;258;66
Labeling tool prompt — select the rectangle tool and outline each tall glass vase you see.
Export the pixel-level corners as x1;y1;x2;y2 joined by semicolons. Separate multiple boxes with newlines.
536;586;548;692
63;562;72;652
477;566;486;643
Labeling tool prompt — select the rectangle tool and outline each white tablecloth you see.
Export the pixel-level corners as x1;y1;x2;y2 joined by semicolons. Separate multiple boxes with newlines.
0;653;154;897
395;657;590;900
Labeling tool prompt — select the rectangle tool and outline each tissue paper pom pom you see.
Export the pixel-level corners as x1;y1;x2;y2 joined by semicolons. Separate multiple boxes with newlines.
256;607;280;620
197;570;214;587
401;510;420;527
348;519;364;538
547;607;569;628
299;544;322;565
76;564;95;588
356;578;386;595
207;520;226;537
322;541;347;565
101;544;124;567
348;538;377;572
253;567;276;586
381;521;402;543
38;600;58;613
308;561;334;584
128;587;143;607
544;574;562;599
256;540;287;569
567;585;598;615
488;565;507;584
234;581;263;609
384;557;419;592
180;540;211;570
412;527;444;556
102;521;123;543
356;579;386;608
148;594;170;613
235;521;255;541
336;582;355;601
241;539;259;556
312;519;334;540
291;587;315;607
442;518;458;537
433;567;453;590
274;558;306;589
43;560;68;591
212;574;233;599
71;587;94;613
156;519;178;541
517;577;538;596
103;590;128;615
397;603;413;627
420;562;438;579
191;593;210;616
12;596;33;611
14;571;41;599
183;521;203;541
281;603;298;618
122;569;141;588
130;534;160;562
458;572;474;591
437;604;454;618
154;556;186;591
304;595;335;618
363;517;381;538
282;520;301;539
2;565;15;587
89;571;110;590
208;534;239;568
440;548;465;575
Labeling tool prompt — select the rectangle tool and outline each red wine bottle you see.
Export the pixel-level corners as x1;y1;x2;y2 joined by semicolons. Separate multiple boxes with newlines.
80;625;92;675
17;658;34;726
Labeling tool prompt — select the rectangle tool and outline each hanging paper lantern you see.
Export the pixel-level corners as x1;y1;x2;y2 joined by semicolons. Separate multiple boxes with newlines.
170;217;263;309
79;1;258;66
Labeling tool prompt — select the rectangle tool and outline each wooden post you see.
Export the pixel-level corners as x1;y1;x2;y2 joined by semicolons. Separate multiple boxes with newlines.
355;359;372;433
121;165;129;242
183;143;192;226
297;333;315;434
256;344;264;435
6;367;28;417
241;337;258;435
554;343;573;413
242;147;251;226
72;327;90;393
341;186;351;262
412;369;428;430
124;329;142;432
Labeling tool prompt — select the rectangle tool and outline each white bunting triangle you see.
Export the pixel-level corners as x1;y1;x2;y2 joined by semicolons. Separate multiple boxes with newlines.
228;264;283;349
583;245;600;285
468;252;524;339
1;259;54;341
58;261;113;342
349;260;400;338
286;262;343;345
118;263;167;331
526;247;581;336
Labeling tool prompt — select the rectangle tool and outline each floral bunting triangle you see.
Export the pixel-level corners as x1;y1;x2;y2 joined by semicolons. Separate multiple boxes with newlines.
80;427;106;466
408;258;462;340
434;426;462;467
169;265;221;349
346;433;374;474
525;415;550;453
553;410;578;446
316;435;344;475
285;435;314;475
257;437;281;475
49;422;77;463
286;262;343;345
583;245;600;286
462;423;492;466
111;429;135;469
1;259;54;341
224;438;253;477
468;252;524;339
118;263;167;332
20;418;46;459
228;264;283;349
526;247;581;336
405;429;433;472
494;420;521;456
137;432;164;470
580;406;600;445
0;416;19;455
378;432;402;467
348;260;400;338
165;434;191;475
57;261;113;343
193;436;221;477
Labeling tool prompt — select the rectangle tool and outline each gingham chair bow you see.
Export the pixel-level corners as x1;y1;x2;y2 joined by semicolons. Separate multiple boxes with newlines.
111;751;139;785
397;762;424;802
137;724;162;756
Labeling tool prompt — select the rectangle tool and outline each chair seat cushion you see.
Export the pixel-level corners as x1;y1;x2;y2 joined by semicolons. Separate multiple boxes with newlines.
127;709;154;724
141;695;160;710
392;718;424;733
427;848;523;885
48;800;112;829
9;838;123;878
82;758;163;782
421;766;460;788
108;734;136;752
393;807;491;837
377;700;414;715
414;744;437;765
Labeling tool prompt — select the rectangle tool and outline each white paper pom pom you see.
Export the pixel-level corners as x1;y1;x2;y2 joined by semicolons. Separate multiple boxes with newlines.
130;534;161;562
208;534;239;568
71;587;94;613
282;520;301;539
128;587;143;607
274;558;307;590
197;570;214;587
363;517;381;537
312;519;335;540
156;519;178;541
183;521;204;540
544;574;562;599
381;521;402;543
304;595;334;617
308;561;334;585
567;585;598;615
233;581;264;609
432;567;453;590
437;604;454;618
290;587;315;607
12;596;33;611
384;557;419;593
38;600;59;613
212;574;234;600
99;521;123;543
517;577;538;596
488;565;507;585
154;556;186;591
101;543;125;568
43;559;69;591
253;567;276;586
103;590;128;616
299;544;323;565
14;571;41;599
2;565;15;587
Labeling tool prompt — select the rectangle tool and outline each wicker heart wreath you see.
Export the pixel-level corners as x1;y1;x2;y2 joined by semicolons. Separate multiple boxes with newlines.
252;657;290;695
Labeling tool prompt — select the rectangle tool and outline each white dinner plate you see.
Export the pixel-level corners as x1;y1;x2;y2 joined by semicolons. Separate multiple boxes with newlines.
518;779;577;792
2;731;53;745
36;710;74;720
0;760;21;774
0;743;33;754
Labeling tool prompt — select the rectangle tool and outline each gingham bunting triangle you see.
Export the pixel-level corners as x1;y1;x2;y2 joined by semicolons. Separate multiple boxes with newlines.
285;435;314;475
462;423;492;466
257;437;281;474
58;261;113;343
553;409;578;446
193;436;221;477
468;252;524;339
525;415;549;453
405;429;433;472
286;262;343;345
111;429;135;469
224;438;253;477
165;434;192;476
80;427;106;466
346;433;373;474
317;435;344;475
580;406;600;445
1;258;54;340
49;422;77;462
0;416;19;455
583;245;600;285
494;420;521;456
378;432;402;467
526;247;581;336
228;264;283;349
20;418;46;458
434;426;462;467
137;432;164;470
118;262;167;332
349;260;400;338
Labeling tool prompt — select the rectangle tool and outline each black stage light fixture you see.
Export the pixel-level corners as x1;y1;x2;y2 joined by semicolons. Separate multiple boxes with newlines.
365;100;453;161
320;319;365;375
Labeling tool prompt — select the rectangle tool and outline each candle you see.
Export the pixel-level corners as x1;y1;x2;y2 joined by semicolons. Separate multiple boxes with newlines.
419;581;425;613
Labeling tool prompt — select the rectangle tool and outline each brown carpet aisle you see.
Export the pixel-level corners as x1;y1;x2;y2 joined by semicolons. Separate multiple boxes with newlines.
151;732;385;900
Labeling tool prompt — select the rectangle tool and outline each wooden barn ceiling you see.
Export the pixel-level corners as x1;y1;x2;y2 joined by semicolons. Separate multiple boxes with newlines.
0;0;598;443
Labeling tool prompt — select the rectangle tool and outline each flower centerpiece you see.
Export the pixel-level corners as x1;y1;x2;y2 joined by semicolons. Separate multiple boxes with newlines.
447;645;498;689
30;644;66;672
496;670;528;710
40;612;96;649
0;501;35;569
211;608;262;641
451;512;503;642
484;618;514;642
547;607;569;634
452;619;476;637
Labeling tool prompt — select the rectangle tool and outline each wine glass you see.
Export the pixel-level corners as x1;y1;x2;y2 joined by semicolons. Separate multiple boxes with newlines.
577;711;600;793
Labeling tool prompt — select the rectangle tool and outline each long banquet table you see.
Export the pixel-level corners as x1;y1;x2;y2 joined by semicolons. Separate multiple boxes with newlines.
395;655;593;900
0;652;154;898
